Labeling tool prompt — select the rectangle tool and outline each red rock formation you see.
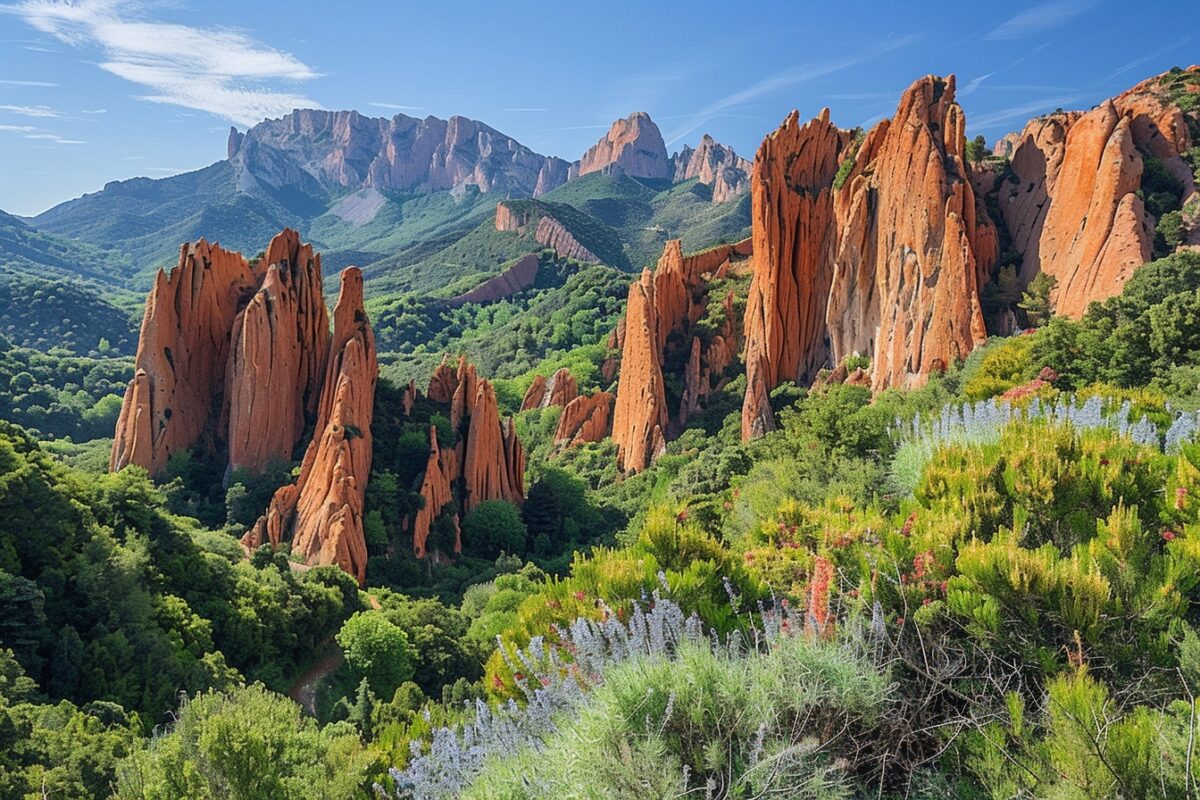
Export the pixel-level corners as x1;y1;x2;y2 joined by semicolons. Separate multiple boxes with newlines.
671;134;753;203
225;230;330;474
612;238;752;472
829;75;989;393
544;368;578;409
741;75;994;436
740;109;848;439
534;216;599;263
112;229;338;476
989;69;1197;317
494;201;601;263
245;268;377;584
573;112;670;180
411;425;459;558
601;321;624;387
448;254;540;307
555;392;613;447
408;356;526;556
611;268;668;473
520;374;547;411
110;238;259;474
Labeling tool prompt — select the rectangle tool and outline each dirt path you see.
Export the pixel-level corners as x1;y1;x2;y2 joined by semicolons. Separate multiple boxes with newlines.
288;646;342;716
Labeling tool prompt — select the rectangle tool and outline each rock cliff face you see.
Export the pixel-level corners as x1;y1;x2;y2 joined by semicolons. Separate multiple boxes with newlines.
671;134;753;203
612;238;752;472
447;254;540;307
111;229;378;583
740;110;848;439
112;229;334;477
520;367;578;411
231;109;568;197
986;68;1197;317
247;268;378;584
829;74;990;393
225;231;330;474
572;112;671;180
741;75;993;436
554;392;613;447
409;356;526;557
110;238;259;475
494;201;601;263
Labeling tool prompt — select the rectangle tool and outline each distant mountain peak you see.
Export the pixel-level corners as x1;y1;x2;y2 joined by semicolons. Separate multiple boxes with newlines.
571;112;671;181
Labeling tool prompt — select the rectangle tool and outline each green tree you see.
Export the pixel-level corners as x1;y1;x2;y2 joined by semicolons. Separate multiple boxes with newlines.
1019;271;1058;327
462;500;527;557
113;684;374;800
335;611;415;698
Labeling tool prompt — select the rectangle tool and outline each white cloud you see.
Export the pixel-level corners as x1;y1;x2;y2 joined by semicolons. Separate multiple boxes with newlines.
4;0;321;126
1105;37;1190;81
0;122;84;143
369;102;426;112
81;107;106;114
0;103;60;116
0;78;58;86
985;0;1098;41
969;96;1080;129
664;34;921;147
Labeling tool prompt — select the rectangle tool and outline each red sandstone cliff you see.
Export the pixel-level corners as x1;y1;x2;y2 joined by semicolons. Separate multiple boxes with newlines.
248;268;378;583
740;75;993;437
112;229;334;476
611;238;752;472
409;356;526;557
572;112;671;180
986;68;1197;317
554;392;613;447
740;109;848;439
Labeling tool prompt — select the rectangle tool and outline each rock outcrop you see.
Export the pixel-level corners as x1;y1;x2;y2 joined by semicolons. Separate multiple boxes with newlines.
494;201;602;263
741;75;994;436
247;268;378;584
111;229;378;583
408;356;526;557
612;238;752;472
572;112;671;180
554;392;613;447
740;110;849;439
111;229;333;477
671;134;753;203
829;74;990;393
447;254;540;307
986;68;1198;317
520;367;578;411
225;231;330;474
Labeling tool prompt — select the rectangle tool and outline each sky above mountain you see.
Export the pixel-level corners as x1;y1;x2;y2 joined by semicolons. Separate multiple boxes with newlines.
0;0;1195;216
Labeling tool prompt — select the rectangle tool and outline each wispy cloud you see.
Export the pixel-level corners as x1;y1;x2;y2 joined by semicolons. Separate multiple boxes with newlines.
0;78;58;87
663;34;921;146
4;0;321;126
369;101;425;112
81;107;106;114
985;0;1098;41
959;72;997;96
0;103;60;117
0;122;83;144
969;96;1080;128
1105;36;1190;81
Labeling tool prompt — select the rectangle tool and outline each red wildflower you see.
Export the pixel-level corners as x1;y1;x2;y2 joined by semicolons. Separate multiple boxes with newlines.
491;674;504;689
922;598;932;606
900;512;916;538
805;556;835;638
896;617;905;626
676;508;689;523
1162;530;1177;542
1176;486;1188;510
913;550;934;579
574;590;586;602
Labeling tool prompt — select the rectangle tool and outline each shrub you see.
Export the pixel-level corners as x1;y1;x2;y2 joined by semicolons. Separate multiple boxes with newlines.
462;500;527;557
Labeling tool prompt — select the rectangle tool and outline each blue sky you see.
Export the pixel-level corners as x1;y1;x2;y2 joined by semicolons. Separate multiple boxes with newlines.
0;0;1195;216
